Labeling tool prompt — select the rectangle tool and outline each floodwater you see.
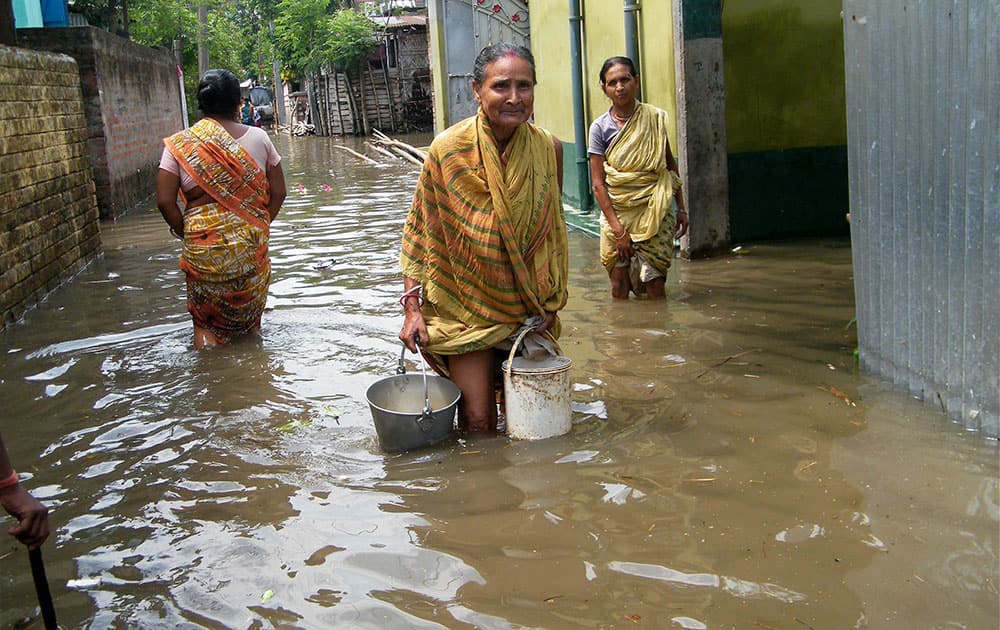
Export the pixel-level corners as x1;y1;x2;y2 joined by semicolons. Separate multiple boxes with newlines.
1;132;996;629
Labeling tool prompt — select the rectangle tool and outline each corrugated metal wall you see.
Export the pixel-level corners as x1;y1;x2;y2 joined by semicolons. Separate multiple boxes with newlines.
843;0;998;437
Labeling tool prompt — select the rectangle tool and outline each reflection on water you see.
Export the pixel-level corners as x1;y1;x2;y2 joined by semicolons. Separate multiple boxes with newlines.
0;133;996;628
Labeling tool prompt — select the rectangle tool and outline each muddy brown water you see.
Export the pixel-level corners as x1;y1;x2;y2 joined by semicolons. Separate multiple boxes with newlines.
1;133;996;629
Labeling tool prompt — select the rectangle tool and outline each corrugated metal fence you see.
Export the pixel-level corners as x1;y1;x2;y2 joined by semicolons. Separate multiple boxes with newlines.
843;0;998;437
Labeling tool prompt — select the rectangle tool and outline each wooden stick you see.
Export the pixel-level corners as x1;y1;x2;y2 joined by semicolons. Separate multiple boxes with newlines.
365;141;398;160
386;144;423;166
393;140;427;162
29;548;57;630
372;130;428;161
695;349;760;380
333;144;379;165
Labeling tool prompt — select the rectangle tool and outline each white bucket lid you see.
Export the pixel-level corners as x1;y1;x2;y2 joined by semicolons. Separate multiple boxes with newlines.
503;354;572;374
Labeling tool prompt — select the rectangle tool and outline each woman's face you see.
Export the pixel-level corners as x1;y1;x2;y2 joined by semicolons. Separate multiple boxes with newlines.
602;63;638;110
473;54;535;140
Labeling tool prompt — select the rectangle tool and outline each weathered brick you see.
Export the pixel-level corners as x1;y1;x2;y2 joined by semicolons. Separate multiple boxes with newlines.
0;44;105;328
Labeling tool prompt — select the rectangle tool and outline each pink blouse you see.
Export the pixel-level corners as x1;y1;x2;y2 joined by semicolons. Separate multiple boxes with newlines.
159;126;281;192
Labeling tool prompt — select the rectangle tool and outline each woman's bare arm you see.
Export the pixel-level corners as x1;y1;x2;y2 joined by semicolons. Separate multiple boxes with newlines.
155;169;184;236
267;162;287;222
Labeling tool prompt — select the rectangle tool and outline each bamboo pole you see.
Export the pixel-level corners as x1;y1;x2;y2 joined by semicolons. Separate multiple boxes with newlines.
323;74;337;136
386;144;423;166
334;144;379;165
367;65;386;130
354;69;368;135
382;39;398;131
343;71;359;135
310;75;320;135
316;73;327;136
329;73;337;136
365;141;398;161
326;73;335;136
333;71;345;135
372;128;427;161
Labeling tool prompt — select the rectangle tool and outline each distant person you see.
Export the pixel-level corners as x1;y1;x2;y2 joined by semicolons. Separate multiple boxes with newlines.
157;69;287;349
398;43;568;433
0;433;49;549
240;97;255;125
589;56;688;300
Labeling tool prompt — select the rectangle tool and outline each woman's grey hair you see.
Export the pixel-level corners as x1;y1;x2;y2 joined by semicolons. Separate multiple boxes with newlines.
472;43;536;85
197;69;241;117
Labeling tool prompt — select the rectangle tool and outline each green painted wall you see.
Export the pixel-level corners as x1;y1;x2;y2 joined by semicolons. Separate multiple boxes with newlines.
723;0;846;151
722;0;849;242
682;0;723;39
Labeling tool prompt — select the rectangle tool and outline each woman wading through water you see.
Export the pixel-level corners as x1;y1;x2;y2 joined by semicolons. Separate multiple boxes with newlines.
589;56;688;300
398;43;569;434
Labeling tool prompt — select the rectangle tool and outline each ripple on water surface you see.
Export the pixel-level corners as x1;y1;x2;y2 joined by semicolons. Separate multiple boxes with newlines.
0;139;995;628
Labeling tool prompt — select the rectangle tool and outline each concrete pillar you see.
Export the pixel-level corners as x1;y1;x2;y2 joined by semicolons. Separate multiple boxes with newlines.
426;0;449;133
672;0;730;258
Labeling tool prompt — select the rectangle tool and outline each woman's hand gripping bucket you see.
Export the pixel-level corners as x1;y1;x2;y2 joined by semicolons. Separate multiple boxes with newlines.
502;327;573;440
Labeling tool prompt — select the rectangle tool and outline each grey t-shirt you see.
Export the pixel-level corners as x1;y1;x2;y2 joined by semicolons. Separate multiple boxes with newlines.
588;111;621;156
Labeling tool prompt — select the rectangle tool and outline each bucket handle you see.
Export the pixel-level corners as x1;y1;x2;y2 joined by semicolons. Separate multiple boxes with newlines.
503;325;559;378
398;339;435;433
396;343;407;374
414;338;434;430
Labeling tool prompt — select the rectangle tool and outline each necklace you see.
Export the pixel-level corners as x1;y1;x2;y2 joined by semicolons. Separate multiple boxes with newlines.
610;107;634;124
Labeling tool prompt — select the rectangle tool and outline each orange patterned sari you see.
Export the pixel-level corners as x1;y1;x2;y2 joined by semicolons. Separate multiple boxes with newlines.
163;119;272;340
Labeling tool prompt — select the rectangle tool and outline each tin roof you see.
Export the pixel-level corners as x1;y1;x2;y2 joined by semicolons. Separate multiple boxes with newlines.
371;14;428;29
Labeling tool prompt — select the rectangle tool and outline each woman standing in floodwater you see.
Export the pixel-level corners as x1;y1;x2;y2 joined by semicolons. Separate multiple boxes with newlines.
398;43;568;433
156;69;287;349
589;56;688;300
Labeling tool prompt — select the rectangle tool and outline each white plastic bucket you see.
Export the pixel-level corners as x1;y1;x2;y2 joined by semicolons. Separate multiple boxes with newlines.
502;329;573;440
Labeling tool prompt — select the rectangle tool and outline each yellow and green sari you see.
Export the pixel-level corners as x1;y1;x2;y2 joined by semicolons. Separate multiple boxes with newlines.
400;110;568;369
598;102;681;279
163;118;272;341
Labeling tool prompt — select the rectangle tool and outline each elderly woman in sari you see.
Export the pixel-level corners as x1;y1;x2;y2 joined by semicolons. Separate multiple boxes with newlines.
398;43;568;434
156;69;286;349
589;56;688;300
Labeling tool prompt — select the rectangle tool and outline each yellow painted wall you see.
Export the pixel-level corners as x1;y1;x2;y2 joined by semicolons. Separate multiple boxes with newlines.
722;0;847;151
579;1;627;139
529;2;574;140
531;1;679;148
636;1;678;147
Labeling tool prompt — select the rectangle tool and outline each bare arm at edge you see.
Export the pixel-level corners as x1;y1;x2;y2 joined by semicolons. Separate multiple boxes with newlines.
0;434;49;549
267;162;287;222
155;169;184;236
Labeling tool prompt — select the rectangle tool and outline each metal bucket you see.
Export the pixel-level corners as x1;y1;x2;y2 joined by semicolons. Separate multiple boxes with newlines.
502;328;573;440
366;345;461;453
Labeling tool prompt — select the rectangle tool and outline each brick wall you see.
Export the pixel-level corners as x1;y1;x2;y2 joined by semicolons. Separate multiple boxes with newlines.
16;27;183;218
0;44;100;328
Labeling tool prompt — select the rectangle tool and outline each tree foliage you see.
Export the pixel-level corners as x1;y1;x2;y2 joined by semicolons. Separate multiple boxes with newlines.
273;0;377;72
324;8;378;71
71;0;378;105
273;0;330;72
